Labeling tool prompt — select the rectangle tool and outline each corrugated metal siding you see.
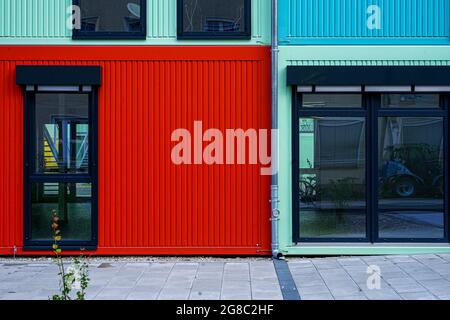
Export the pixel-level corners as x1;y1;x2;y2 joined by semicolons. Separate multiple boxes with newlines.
0;46;272;255
0;0;70;38
287;60;450;66
0;0;270;44
279;0;450;44
0;61;23;254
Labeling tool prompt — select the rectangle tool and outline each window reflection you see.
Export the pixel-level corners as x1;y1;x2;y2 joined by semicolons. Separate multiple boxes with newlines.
299;117;366;238
378;117;444;239
35;94;89;174
31;183;92;241
182;0;247;33
302;94;362;108
78;0;142;33
381;94;440;109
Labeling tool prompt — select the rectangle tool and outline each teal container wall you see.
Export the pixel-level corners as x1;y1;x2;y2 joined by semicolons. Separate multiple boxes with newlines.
0;0;271;45
279;0;450;44
277;46;450;255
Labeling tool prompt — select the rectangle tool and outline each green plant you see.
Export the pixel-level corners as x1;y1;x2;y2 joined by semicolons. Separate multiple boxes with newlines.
50;210;90;301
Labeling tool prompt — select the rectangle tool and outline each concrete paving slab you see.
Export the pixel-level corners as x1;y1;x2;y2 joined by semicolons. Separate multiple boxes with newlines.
1;255;449;301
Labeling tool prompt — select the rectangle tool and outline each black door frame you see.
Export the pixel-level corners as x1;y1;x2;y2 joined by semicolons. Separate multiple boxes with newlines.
292;89;449;244
23;89;98;250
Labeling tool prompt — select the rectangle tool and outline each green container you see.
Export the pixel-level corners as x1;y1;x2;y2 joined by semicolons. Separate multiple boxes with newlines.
0;0;271;45
278;45;450;255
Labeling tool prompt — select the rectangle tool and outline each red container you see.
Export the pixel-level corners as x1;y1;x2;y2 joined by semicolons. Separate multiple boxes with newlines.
0;46;272;255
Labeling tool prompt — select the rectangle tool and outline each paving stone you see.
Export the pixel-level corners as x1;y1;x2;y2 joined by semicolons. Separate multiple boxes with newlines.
429;287;450;297
288;260;314;269
94;288;132;300
1;255;449;301
412;254;445;263
221;293;252;300
106;277;140;288
297;285;330;295
400;292;438;300
312;259;340;270
326;281;363;297
436;254;450;262
189;291;221;300
158;288;191;300
252;290;283;300
293;278;325;288
427;263;450;275
334;294;368;300
301;293;334;300
362;288;402;300
191;279;222;291
337;258;366;267
387;255;418;263
195;271;223;280
409;271;443;281
417;278;450;289
126;288;160;300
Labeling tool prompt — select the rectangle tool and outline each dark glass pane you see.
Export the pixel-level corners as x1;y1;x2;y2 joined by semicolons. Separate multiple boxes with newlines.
34;94;89;174
302;94;362;108
78;0;142;33
182;0;247;33
378;117;444;239
299;117;366;238
381;94;440;109
31;183;92;241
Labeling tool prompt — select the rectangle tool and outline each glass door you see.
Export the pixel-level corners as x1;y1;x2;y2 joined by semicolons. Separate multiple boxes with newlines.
293;92;449;243
295;94;369;241
24;92;97;248
376;94;448;242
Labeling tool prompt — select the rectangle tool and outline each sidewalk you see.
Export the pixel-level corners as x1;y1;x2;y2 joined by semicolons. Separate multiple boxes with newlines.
0;254;449;300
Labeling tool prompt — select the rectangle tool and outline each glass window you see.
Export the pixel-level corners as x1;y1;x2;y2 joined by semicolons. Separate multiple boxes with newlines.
31;183;92;241
25;90;96;247
34;94;89;174
178;0;251;39
299;117;367;239
302;94;362;108
378;117;445;239
73;0;146;39
381;94;440;109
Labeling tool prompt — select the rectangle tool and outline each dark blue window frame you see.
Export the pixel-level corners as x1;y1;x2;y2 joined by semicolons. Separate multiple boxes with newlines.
72;0;147;40
177;0;252;40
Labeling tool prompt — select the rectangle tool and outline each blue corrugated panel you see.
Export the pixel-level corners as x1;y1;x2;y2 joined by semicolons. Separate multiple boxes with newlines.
279;0;450;44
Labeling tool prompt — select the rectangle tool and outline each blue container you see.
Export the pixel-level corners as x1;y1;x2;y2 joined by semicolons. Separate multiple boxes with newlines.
279;0;450;45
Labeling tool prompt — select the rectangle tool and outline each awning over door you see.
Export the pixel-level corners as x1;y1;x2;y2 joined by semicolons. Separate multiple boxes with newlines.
287;66;450;92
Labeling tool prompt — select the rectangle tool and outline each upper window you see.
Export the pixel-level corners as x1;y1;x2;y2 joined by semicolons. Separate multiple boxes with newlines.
73;0;146;39
177;0;251;39
302;94;362;109
381;94;441;109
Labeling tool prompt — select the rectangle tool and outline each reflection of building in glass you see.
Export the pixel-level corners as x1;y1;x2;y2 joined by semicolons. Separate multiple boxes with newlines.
183;0;245;32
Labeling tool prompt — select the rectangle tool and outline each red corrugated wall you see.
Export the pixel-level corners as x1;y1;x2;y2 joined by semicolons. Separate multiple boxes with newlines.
0;46;272;255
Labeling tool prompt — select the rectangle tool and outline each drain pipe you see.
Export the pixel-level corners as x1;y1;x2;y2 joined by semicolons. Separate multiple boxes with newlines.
270;0;280;259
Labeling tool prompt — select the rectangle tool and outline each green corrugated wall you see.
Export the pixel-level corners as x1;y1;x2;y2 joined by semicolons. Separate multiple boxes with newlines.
0;0;271;45
278;46;450;255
